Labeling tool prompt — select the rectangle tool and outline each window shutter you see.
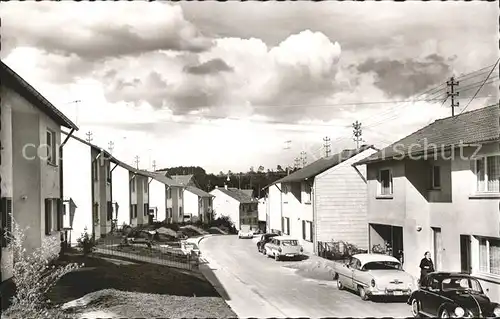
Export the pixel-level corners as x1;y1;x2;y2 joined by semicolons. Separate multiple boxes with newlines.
45;198;51;235
309;221;313;242
302;220;306;240
286;218;290;235
130;204;133;221
281;217;284;232
56;198;63;231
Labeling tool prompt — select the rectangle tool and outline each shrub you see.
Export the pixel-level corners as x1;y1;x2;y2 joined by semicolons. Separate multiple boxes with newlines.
209;216;237;234
3;219;82;319
318;240;367;260
76;227;96;255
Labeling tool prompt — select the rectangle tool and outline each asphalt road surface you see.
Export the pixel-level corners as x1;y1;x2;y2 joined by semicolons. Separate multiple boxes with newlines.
199;235;411;318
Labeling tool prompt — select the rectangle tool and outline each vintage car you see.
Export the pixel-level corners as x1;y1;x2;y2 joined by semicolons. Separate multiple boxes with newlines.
336;253;417;301
257;233;279;253
238;225;254;239
263;236;303;261
408;272;500;318
180;241;200;256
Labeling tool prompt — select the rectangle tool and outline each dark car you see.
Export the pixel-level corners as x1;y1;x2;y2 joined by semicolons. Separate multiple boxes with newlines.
257;233;278;253
408;272;500;318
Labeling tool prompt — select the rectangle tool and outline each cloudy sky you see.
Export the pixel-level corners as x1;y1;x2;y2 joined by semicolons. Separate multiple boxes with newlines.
2;1;498;173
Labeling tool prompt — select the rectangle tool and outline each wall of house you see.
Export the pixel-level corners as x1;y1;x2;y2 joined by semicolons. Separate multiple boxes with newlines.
183;190;199;220
135;175;147;226
1;95;14;282
149;179;166;222
258;199;267;222
111;166;130;229
210;188;240;229
240;202;258;229
171;187;182;223
98;159;111;236
268;183;282;233
129;172;138;226
315;149;377;254
63;136;92;244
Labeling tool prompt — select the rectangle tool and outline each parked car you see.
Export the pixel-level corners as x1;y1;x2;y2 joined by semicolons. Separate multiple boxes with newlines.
238;225;254;239
180;241;200;256
264;236;303;261
336;253;417;301
257;233;279;253
408;272;500;318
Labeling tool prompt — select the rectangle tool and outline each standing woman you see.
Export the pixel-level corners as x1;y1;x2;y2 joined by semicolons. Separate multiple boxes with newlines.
419;251;435;285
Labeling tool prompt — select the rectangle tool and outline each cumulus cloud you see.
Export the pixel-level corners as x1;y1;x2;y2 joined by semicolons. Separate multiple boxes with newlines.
184;58;234;75
1;2;212;61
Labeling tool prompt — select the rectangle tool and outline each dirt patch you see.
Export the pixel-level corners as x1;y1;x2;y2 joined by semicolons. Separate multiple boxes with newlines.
283;258;339;281
63;289;236;319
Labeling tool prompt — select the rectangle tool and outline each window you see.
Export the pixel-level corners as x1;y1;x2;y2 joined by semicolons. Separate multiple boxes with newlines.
107;201;113;221
1;197;13;247
431;165;441;189
378;169;393;196
304;183;312;203
93;203;99;225
144;203;149;216
302;220;313;242
46;129;57;165
44;198;61;235
131;178;136;192
179;189;183;199
479;237;500;276
129;204;138;220
282;183;290;194
167;188;172;199
475;156;500;193
281;217;290;235
167;208;172;218
179;207;183;217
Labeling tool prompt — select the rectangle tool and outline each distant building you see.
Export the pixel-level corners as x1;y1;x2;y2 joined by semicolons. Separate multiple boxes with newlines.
210;185;258;230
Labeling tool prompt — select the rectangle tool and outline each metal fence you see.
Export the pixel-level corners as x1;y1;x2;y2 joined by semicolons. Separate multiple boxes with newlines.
95;238;200;272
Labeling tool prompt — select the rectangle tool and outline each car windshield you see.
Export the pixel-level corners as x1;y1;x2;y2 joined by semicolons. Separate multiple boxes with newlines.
281;240;298;246
442;277;483;293
363;261;402;270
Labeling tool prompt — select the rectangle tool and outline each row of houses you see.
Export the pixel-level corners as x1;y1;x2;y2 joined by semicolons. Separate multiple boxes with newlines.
0;61;260;290
263;104;500;302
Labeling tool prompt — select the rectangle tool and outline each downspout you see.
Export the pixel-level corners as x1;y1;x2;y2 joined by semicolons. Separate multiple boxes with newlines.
59;128;75;244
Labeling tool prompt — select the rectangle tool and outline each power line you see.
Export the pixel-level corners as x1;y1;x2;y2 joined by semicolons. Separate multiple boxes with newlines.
458;58;500;116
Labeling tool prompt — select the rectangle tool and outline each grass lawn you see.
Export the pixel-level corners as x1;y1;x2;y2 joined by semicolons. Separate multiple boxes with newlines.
48;254;236;318
108;244;191;263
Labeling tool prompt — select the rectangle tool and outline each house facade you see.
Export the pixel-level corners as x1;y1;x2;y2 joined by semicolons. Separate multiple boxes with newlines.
129;173;149;227
183;186;213;223
356;105;500;302
210;186;258;230
266;146;377;254
0;61;78;283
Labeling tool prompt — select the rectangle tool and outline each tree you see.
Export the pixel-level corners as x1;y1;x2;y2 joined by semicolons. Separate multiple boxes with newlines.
257;166;265;173
276;165;284;172
249;166;255;173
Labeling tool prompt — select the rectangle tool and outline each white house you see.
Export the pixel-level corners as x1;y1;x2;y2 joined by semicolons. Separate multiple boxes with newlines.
148;173;181;223
210;186;258;230
265;145;378;254
183;186;213;223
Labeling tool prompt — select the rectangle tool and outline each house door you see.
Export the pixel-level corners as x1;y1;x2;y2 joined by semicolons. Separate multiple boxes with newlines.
460;235;471;273
432;227;443;271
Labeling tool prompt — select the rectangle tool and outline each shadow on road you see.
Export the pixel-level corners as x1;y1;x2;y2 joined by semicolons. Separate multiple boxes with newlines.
339;286;409;303
198;263;231;301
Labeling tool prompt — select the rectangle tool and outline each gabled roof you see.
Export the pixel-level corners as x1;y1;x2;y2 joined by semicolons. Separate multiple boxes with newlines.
1;60;79;130
186;186;213;198
265;145;377;188
355;104;500;165
171;174;194;186
212;187;257;204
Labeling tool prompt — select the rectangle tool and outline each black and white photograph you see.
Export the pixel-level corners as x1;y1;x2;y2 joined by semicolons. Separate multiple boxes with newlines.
0;1;499;318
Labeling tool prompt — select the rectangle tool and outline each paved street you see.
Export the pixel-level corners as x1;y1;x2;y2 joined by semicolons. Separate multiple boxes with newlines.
199;235;411;318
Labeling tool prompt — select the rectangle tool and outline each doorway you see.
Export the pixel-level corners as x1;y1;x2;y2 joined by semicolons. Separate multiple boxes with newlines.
369;223;404;264
460;235;471;273
432;227;443;271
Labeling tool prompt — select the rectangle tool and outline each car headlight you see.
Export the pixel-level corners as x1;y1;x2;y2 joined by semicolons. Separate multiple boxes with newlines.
371;279;376;287
454;307;465;318
493;306;500;317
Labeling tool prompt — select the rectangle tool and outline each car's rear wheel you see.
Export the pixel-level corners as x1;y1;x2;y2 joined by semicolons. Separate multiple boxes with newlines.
439;309;450;318
411;299;420;317
358;286;369;301
337;278;344;290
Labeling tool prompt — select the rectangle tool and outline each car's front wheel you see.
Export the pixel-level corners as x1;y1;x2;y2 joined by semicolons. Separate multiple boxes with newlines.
410;299;420;318
439;309;450;318
337;278;344;290
358;286;369;301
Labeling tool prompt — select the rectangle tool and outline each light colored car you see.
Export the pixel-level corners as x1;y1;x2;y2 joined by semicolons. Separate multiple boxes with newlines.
238;225;254;239
264;236;303;261
336;253;417;301
180;241;200;256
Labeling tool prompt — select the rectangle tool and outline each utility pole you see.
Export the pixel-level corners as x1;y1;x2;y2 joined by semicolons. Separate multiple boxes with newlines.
447;76;460;117
352;121;364;149
134;156;140;169
152;160;156;171
323;136;331;157
294;157;300;170
300;151;307;168
108;141;114;154
85;131;93;143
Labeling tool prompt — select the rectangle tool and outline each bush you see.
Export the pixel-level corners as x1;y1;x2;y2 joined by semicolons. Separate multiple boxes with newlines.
76;227;96;255
3;219;82;319
318;240;367;260
209;216;237;234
